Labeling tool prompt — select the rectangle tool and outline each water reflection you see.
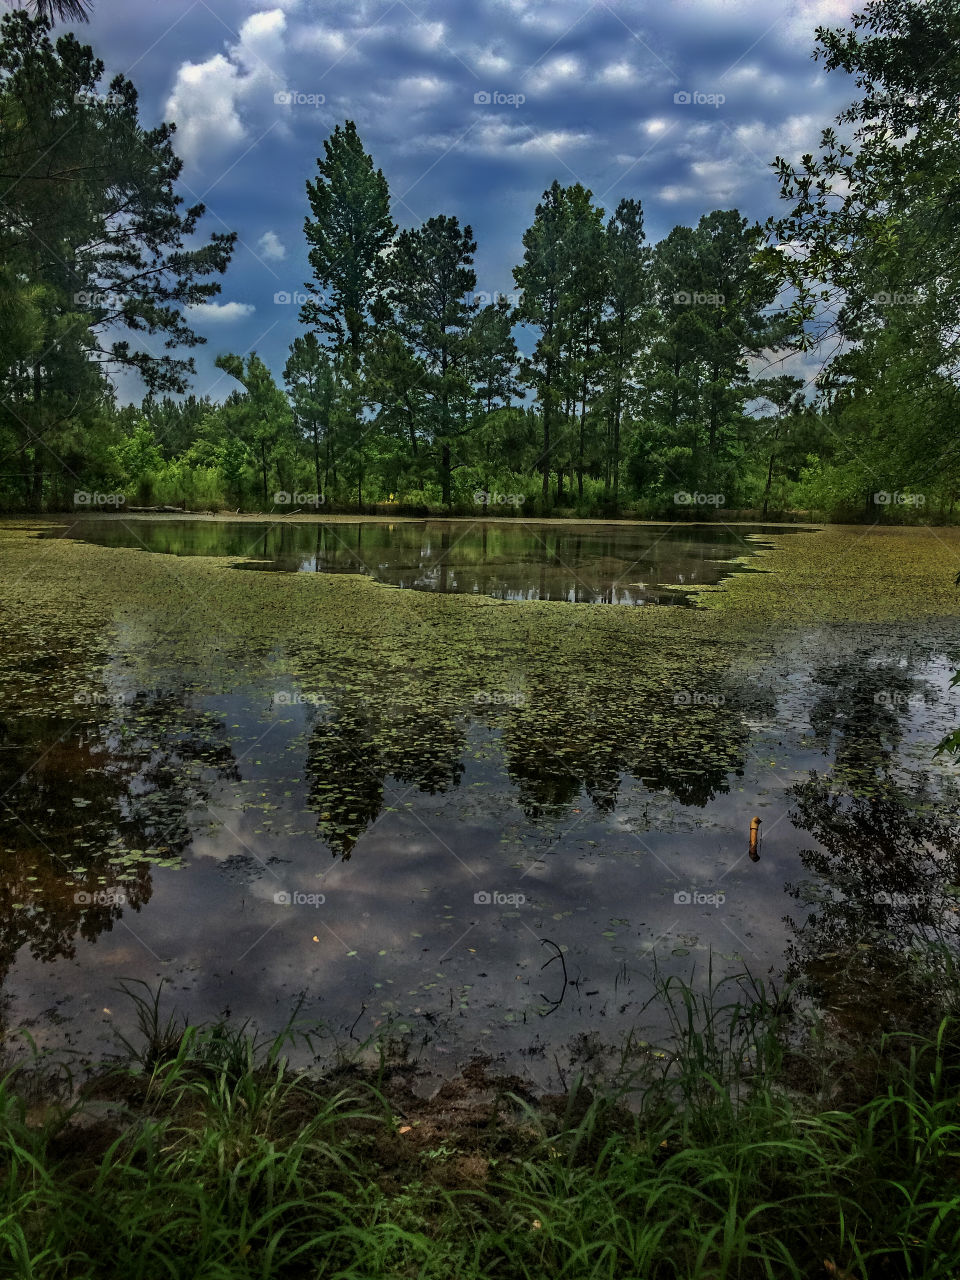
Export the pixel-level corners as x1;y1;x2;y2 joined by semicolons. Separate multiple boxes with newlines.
2;559;958;1072
0;694;241;978
499;679;749;816
304;694;466;859
806;651;935;782
784;652;959;1029
41;517;798;606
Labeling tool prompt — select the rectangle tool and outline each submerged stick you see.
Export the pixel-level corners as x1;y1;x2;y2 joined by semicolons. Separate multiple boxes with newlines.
749;816;762;862
539;938;568;1016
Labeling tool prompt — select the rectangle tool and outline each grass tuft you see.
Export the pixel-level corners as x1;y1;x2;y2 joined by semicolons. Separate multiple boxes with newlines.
2;968;960;1278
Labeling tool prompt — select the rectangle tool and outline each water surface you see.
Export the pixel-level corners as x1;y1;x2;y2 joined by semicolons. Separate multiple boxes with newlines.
3;520;959;1088
41;516;799;605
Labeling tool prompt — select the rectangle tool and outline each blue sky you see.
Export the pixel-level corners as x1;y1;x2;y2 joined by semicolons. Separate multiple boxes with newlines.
74;0;859;402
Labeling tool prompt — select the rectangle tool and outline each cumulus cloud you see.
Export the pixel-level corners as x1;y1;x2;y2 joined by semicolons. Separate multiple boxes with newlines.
599;61;638;86
660;157;741;203
474;48;513;75
134;0;863;397
165;8;287;167
257;231;286;260
526;55;582;95
186;301;256;322
295;24;351;57
438;118;592;158
733;114;821;165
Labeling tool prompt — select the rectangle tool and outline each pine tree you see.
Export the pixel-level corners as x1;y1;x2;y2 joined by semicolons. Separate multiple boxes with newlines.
0;11;235;507
301;122;395;506
391;215;478;507
284;334;337;501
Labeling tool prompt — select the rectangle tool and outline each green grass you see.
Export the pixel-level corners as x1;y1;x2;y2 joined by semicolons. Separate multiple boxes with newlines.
2;972;960;1279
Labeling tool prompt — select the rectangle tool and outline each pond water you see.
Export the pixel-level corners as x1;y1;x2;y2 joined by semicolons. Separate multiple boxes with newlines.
39;516;797;605
2;519;959;1089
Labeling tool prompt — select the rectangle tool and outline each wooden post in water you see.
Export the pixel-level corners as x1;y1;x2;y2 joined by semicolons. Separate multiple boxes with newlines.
749;816;761;862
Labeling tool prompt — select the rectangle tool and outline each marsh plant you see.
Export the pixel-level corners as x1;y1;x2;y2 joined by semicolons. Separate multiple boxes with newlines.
2;967;960;1278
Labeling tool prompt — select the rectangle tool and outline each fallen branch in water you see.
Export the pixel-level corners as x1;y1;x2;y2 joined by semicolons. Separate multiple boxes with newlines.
539;937;568;1016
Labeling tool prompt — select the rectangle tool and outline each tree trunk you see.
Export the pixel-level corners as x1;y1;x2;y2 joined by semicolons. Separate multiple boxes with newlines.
762;425;779;517
763;452;775;516
541;369;552;503
441;442;452;507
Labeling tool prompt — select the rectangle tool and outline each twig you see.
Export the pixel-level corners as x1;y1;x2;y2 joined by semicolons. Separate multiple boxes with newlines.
348;1002;367;1041
538;937;568;1016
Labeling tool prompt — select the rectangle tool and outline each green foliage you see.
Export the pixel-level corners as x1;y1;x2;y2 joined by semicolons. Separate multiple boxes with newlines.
0;9;233;510
4;4;960;522
4;969;960;1278
772;0;960;517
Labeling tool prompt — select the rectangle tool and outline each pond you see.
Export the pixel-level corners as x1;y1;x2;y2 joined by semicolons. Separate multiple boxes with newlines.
1;518;959;1087
39;515;799;605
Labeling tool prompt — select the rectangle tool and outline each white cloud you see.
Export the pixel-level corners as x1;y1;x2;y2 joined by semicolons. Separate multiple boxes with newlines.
165;9;287;166
257;231;286;260
296;24;350;57
521;127;591;152
186;301;256;322
659;158;740;203
410;118;591;159
733;114;820;165
412;20;447;49
474;48;512;75
526;55;582;94
394;74;450;101
600;61;637;87
723;65;786;93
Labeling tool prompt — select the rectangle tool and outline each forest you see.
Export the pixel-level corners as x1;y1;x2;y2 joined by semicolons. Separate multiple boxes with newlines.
4;3;960;1278
1;2;957;520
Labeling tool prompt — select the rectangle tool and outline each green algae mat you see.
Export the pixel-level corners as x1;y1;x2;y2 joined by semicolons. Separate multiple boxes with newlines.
0;516;958;1078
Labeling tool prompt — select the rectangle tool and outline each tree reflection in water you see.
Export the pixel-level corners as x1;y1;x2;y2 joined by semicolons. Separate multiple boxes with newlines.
785;650;959;1032
0;694;241;981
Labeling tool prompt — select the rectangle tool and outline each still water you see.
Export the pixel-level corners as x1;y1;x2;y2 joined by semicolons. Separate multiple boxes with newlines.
3;518;958;1088
40;516;794;605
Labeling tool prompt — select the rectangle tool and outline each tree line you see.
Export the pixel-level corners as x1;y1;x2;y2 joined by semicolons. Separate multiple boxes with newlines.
1;0;958;520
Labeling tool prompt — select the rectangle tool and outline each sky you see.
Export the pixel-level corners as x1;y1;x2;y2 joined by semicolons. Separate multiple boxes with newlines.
69;0;860;402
